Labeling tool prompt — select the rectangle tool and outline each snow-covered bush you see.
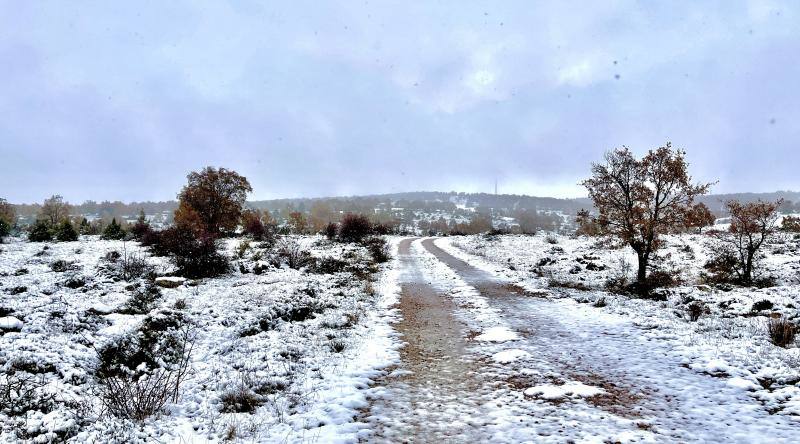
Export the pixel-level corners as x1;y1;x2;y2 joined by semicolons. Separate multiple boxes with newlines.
95;309;194;421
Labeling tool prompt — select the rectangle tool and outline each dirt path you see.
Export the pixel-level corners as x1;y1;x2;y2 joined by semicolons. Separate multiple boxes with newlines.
419;237;800;442
359;239;495;442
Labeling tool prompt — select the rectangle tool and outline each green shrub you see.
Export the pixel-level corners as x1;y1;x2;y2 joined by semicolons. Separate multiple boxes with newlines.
102;218;126;240
28;220;53;242
54;219;78;242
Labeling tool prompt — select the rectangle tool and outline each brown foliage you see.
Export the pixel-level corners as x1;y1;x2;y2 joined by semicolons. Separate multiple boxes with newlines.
575;209;601;236
582;144;713;286
714;199;781;285
338;213;372;242
683;202;716;233
175;167;252;236
782;215;800;233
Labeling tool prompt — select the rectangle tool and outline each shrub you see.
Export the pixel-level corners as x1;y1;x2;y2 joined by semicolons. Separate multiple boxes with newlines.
686;302;707;322
95;309;194;421
144;226;229;278
276;238;313;269
172;235;229;279
50;259;72;273
751;299;774;312
324;222;338;240
545;234;559;245
781;215;800;233
372;223;395;235
702;247;740;285
236;240;251;259
363;236;390;264
0;373;55;417
645;269;682;289
310;256;348;274
130;211;152;241
54;219;78;242
338;213;372;243
118;283;162;315
102;218;126;240
0;219;9;243
593;296;607;308
28;220;53;242
220;376;263;413
118;250;153;281
767;316;796;348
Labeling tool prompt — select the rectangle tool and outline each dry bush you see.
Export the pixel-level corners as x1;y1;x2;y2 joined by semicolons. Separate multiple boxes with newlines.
686;302;707;322
0;372;56;417
338;213;372;243
96;367;186;422
95;310;194;421
362;236;390;264
275;238;313;269
767;316;796;348
220;373;265;414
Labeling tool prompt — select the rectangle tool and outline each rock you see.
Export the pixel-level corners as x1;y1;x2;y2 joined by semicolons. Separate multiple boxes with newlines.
155;277;186;288
0;316;23;332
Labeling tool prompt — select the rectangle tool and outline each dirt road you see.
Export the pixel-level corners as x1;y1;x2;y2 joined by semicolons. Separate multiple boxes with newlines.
360;238;800;443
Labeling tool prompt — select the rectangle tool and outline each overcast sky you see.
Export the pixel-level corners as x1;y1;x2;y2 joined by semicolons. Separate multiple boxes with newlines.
1;1;798;203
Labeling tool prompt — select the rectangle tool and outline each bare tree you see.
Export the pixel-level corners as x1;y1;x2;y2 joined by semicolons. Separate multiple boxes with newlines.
582;144;713;288
0;198;14;226
39;195;71;227
717;199;781;285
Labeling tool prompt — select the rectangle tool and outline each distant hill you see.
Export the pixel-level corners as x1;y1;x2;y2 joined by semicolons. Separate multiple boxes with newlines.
10;190;798;223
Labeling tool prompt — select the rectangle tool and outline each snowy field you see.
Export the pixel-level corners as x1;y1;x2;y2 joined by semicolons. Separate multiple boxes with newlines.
442;231;800;421
0;235;401;443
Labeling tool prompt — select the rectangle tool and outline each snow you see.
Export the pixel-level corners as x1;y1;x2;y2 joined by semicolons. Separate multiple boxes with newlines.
2;229;800;442
475;326;519;342
0;317;22;331
491;349;530;363
0;235;402;442
523;381;605;400
441;232;800;431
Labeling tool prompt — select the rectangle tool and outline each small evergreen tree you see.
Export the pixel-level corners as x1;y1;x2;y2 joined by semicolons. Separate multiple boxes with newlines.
79;218;93;235
130;209;151;240
29;219;53;242
0;219;9;243
102;218;126;240
55;219;79;242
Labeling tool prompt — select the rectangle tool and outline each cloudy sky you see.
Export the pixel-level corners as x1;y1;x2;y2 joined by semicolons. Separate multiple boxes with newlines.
1;1;798;203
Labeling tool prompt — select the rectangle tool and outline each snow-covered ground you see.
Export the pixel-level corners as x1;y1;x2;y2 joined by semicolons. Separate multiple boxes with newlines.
441;232;800;421
0;235;401;443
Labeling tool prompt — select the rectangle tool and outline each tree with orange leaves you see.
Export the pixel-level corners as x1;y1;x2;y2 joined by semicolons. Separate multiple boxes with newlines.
174;167;252;236
582;143;713;289
721;199;781;285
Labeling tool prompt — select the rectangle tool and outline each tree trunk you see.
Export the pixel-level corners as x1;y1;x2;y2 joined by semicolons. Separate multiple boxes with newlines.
743;250;754;284
636;252;648;284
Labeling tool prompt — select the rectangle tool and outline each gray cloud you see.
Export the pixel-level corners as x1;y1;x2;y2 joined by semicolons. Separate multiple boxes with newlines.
1;0;798;203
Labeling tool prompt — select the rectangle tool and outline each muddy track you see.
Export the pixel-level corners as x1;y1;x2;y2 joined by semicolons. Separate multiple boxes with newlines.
360;238;494;443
